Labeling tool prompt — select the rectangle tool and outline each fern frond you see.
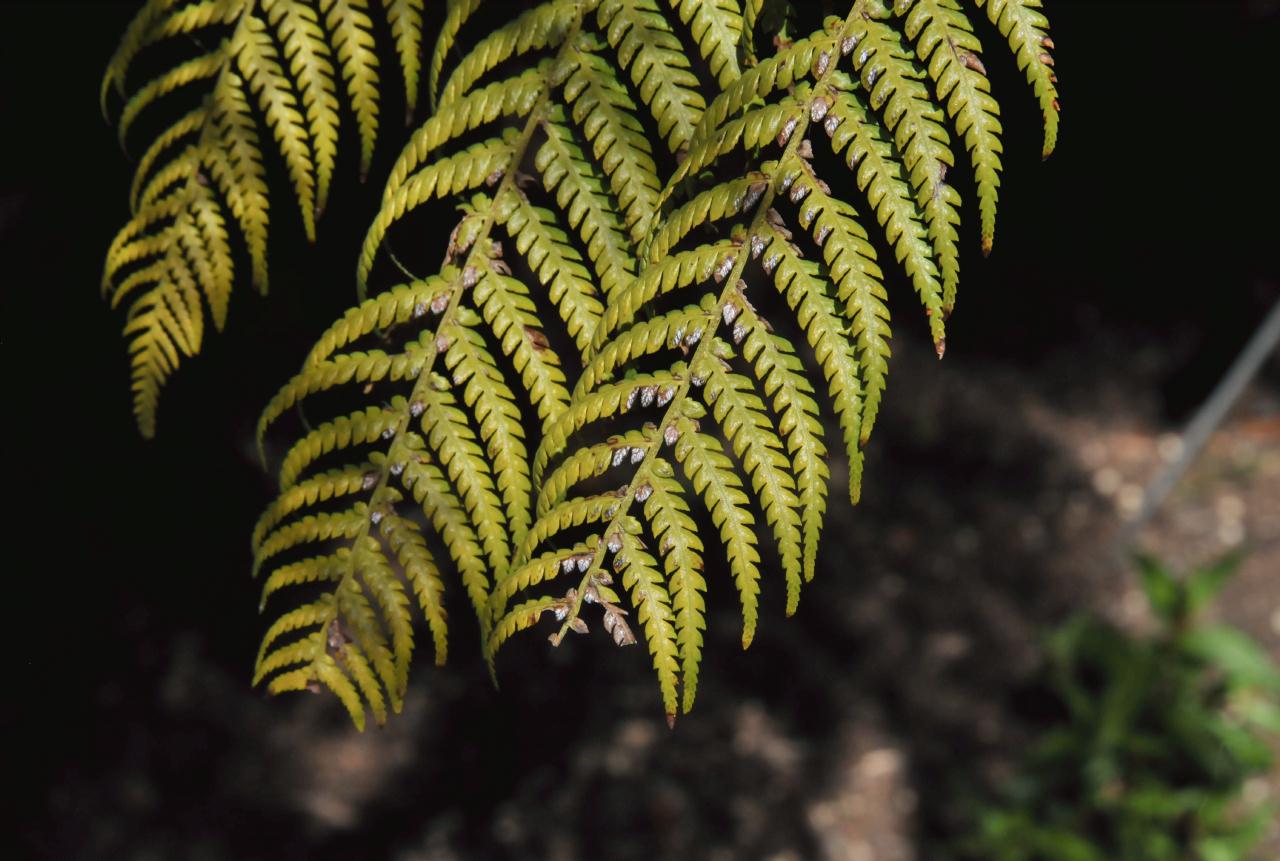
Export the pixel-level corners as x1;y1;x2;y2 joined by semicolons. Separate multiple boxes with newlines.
361;0;766;314
471;262;573;425
435;1;581;107
286;0;756;723
299;0;759;719
562;38;662;243
671;426;763;648
850;12;961;309
825;73;947;346
252;0;1055;723
500;190;605;354
102;0;426;435
254;3;606;722
535;107;641;302
782;168;889;444
443;319;534;543
267;0;341;217
733;298;829;582
760;225;870;482
642;466;706;712
489;2;1056;716
492;17;852;713
240;10;319;239
703;363;804;612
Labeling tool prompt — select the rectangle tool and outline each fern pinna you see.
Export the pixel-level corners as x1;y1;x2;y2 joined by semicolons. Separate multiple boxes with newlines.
101;0;427;437
247;0;1058;728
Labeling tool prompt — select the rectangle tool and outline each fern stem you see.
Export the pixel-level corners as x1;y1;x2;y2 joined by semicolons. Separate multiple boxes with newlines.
549;3;869;646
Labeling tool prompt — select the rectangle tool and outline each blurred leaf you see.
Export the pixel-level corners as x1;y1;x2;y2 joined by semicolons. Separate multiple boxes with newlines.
1184;626;1280;690
1237;696;1280;732
1136;554;1181;622
1184;554;1241;618
1196;838;1239;861
955;555;1279;861
1207;718;1275;771
1124;785;1198;818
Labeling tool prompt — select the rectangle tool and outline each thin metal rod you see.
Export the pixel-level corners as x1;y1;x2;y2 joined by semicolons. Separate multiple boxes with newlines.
1119;289;1280;548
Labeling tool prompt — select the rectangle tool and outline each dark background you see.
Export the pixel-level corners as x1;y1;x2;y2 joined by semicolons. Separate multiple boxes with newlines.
5;1;1278;858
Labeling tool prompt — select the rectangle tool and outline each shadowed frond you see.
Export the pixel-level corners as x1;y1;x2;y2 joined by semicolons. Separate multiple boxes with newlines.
102;0;426;436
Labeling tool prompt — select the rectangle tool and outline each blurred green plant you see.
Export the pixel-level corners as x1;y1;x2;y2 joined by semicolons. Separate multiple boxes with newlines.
958;556;1280;861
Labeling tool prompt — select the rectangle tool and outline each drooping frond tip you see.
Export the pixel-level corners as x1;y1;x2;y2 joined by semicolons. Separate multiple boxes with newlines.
101;0;425;436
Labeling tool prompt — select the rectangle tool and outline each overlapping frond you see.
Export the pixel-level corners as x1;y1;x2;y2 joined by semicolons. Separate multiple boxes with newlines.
489;2;1058;719
102;0;425;436
361;0;753;292
248;0;1057;724
252;267;543;726
254;0;758;724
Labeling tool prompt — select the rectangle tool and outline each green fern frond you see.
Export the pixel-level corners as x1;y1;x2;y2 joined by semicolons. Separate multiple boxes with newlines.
703;363;805;613
362;0;732;297
734;298;829;582
849;11;961;308
256;0;766;722
490;2;1056;717
561;39;662;243
534;106;640;302
493;14;866;715
597;0;709;153
671;426;762;649
500;190;605;354
253;4;586;722
102;0;426;436
325;0;383;176
246;0;1055;724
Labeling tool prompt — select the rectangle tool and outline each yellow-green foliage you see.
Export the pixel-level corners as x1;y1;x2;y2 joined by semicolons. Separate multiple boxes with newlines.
252;0;744;726
105;0;1058;727
101;0;426;437
492;0;1056;724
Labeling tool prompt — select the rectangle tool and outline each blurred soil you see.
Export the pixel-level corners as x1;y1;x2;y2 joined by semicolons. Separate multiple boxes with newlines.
29;328;1280;861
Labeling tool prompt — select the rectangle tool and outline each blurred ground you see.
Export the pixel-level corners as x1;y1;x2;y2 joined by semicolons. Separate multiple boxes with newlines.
28;326;1280;860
